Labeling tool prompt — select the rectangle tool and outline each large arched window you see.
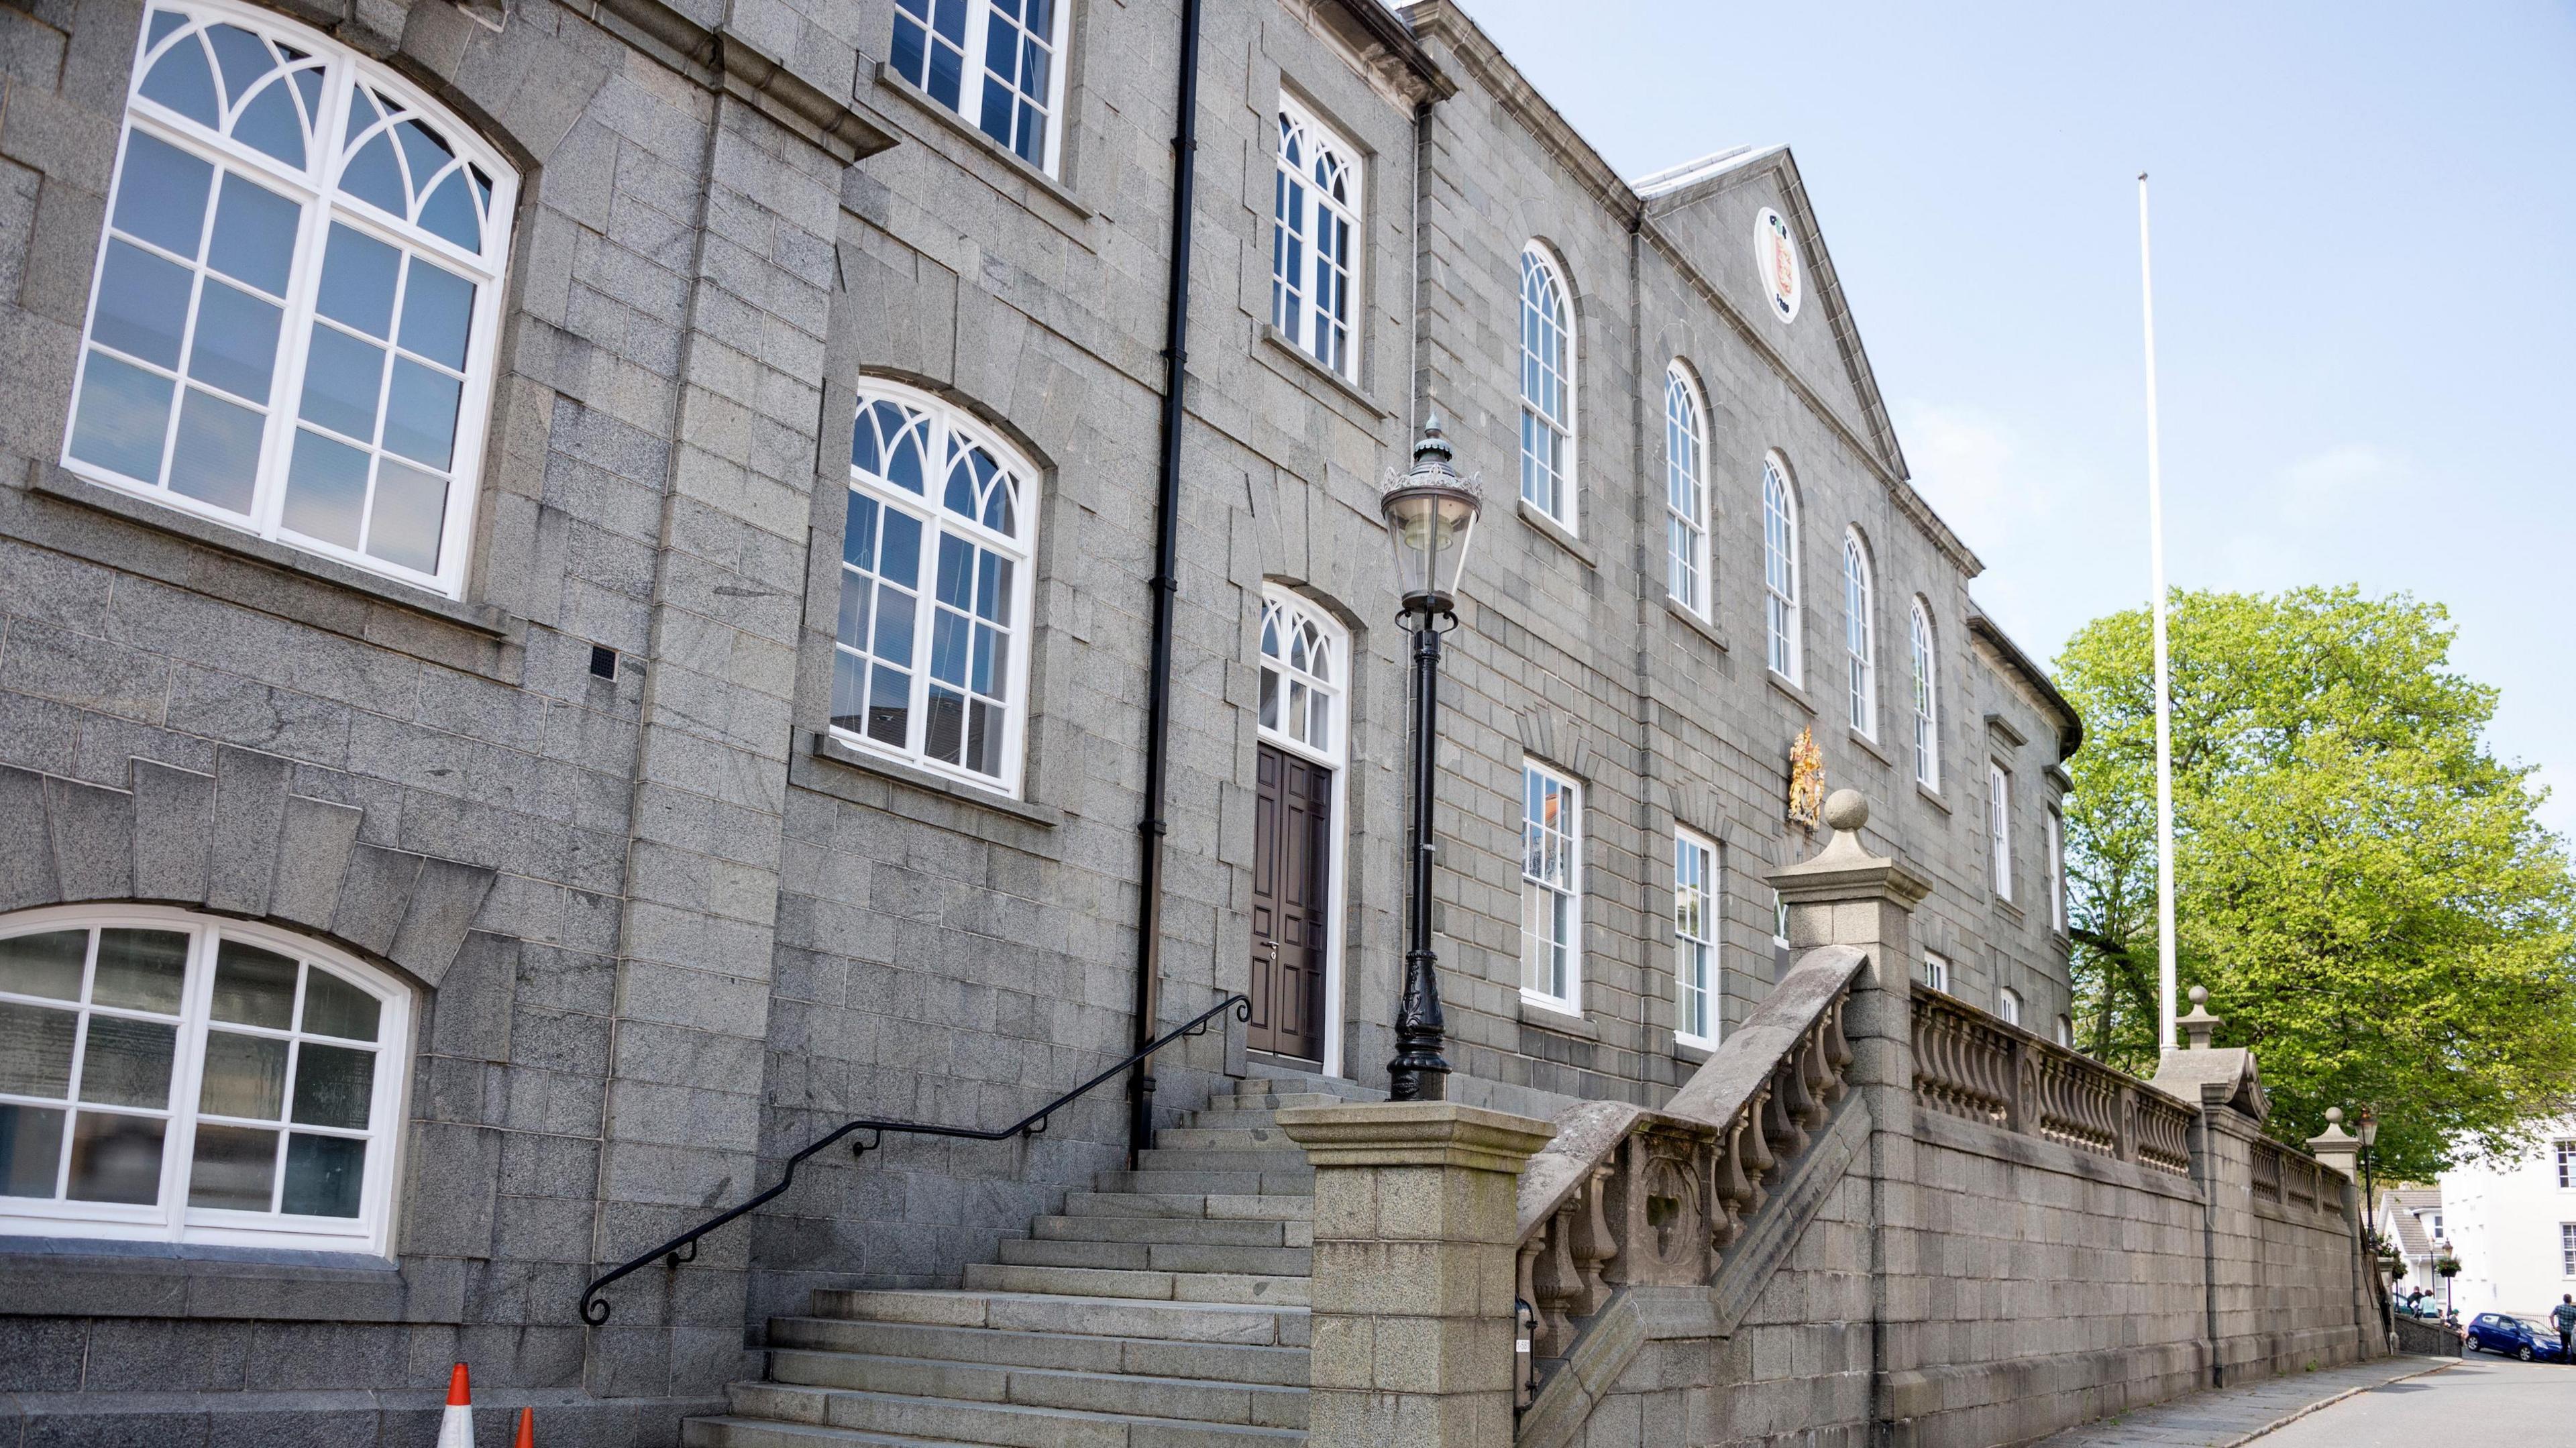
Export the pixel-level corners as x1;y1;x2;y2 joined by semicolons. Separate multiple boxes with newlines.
1843;532;1876;737
1271;99;1362;382
1909;599;1939;788
1664;364;1709;616
0;905;413;1254
1518;245;1576;529
1761;456;1799;680
833;384;1040;795
63;0;517;598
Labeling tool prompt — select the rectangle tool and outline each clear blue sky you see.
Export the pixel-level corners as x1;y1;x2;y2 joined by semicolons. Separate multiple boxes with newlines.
1454;1;2576;836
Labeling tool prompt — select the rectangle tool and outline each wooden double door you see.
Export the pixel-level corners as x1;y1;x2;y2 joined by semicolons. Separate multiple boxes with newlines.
1248;744;1332;1062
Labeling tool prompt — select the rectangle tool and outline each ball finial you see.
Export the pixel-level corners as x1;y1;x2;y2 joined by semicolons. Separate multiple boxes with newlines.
1822;789;1868;834
2325;1107;2343;1126
2188;985;2208;1006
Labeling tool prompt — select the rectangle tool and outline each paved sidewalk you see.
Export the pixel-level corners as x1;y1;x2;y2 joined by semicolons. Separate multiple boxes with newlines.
2029;1356;2456;1448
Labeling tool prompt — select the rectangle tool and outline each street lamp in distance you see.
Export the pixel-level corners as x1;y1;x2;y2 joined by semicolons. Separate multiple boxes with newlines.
1378;413;1482;1103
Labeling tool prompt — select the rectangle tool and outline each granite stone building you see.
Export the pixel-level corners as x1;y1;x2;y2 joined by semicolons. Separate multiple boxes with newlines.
0;0;2084;1439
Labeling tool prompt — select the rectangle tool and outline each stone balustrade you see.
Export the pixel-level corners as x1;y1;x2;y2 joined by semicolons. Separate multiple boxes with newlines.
1508;944;1866;1398
1910;987;2196;1178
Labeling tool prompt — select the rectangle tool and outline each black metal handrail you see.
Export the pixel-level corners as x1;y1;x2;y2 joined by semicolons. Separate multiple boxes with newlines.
578;993;1251;1324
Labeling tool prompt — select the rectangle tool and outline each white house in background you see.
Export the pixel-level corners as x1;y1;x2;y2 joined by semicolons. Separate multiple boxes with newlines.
2372;1186;2444;1306
2438;1119;2576;1316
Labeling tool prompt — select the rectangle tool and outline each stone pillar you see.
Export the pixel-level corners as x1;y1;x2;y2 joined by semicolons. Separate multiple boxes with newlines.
1275;1103;1557;1448
1766;789;1929;1442
2306;1109;2359;1180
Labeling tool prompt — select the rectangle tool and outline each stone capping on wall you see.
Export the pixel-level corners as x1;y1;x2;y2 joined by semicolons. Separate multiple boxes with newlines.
0;755;496;991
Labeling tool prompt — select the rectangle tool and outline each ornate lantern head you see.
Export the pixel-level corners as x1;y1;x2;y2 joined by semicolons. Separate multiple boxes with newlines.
1379;413;1483;620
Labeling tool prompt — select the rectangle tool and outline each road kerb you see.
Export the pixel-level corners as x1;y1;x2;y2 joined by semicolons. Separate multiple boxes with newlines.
2227;1359;2460;1445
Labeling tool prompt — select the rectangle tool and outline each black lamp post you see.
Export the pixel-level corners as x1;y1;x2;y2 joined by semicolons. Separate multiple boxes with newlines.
1379;414;1483;1103
2356;1104;2379;1229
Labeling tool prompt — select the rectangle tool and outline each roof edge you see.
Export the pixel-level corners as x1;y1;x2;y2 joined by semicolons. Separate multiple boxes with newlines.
1968;612;2083;761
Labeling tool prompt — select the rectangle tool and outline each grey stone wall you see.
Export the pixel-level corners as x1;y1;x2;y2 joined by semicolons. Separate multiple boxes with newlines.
0;0;2086;1438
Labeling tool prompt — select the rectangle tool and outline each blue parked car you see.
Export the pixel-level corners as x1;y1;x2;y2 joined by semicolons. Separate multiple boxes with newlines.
2465;1312;2569;1363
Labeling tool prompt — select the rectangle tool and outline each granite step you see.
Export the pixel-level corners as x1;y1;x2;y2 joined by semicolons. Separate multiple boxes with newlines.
720;1381;1305;1448
1136;1148;1311;1174
806;1289;1310;1346
764;1349;1309;1427
1031;1214;1307;1248
961;1263;1310;1308
1062;1191;1311;1222
997;1237;1313;1276
1093;1170;1311;1197
766;1318;1310;1386
1153;1126;1296;1150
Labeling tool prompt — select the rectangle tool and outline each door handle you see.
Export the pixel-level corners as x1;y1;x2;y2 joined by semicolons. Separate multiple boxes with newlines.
1261;940;1280;963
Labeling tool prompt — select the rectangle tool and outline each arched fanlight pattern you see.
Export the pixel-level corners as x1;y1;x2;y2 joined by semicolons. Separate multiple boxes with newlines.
1843;531;1876;737
134;8;327;168
335;85;496;254
835;384;1039;793
1271;99;1361;380
1256;588;1345;763
1664;364;1709;616
1909;599;1939;788
64;0;517;600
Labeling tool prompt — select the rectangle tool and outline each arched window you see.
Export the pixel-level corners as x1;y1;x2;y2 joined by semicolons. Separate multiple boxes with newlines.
1271;99;1362;382
1761;456;1799;679
1257;589;1346;766
890;0;1070;173
1518;245;1576;528
1664;365;1709;616
1842;533;1875;736
833;384;1040;795
1909;599;1939;788
0;905;413;1254
63;1;517;598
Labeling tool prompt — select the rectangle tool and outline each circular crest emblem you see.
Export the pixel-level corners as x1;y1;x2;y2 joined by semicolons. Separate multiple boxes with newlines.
1755;208;1802;323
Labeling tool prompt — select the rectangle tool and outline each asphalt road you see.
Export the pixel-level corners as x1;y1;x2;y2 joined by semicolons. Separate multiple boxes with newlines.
2255;1355;2572;1445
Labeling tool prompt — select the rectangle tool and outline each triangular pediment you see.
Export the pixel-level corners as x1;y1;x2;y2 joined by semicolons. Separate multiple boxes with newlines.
1634;146;1906;483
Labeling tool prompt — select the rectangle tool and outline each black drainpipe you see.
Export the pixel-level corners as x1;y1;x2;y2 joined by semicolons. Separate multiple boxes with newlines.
1127;0;1205;1167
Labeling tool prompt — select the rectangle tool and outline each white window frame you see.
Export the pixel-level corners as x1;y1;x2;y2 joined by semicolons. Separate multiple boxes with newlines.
1664;364;1711;616
1770;887;1791;980
1271;97;1362;383
2053;1014;2072;1048
2045;806;2066;932
2563;1223;2575;1277
0;903;414;1256
1997;987;2021;1027
830;382;1040;797
2555;1139;2574;1189
1762;455;1801;681
887;0;1071;175
62;0;517;600
1909;599;1939;788
1672;828;1718;1048
1520;760;1582;1013
1843;531;1876;736
1922;951;1949;994
1989;763;2014;901
1517;243;1577;530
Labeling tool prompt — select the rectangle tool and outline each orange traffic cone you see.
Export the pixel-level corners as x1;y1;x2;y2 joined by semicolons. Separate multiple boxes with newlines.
513;1406;535;1446
437;1363;474;1448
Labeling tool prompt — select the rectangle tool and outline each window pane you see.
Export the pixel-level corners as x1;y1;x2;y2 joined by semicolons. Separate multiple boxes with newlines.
91;240;193;370
281;429;369;547
0;1001;78;1097
68;351;176;484
211;940;297;1028
397;259;474;370
140;31;220;127
290;1042;373;1129
186;1121;278;1211
0;930;87;1001
878;509;922;588
93;929;188;1012
76;1016;178;1109
298;325;386;441
0;1104;66;1197
315;224;400;337
382;359;459;468
867;664;909;746
206;172;299;297
113;132;213;259
366;459;448;573
197;1030;287;1120
299;969;381;1042
167;388;264;514
280;1132;364;1217
186;280;282;401
830;650;865;734
66;1111;165;1204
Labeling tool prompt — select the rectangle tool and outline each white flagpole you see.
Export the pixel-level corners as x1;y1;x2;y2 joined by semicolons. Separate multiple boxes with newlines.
2138;173;2178;1054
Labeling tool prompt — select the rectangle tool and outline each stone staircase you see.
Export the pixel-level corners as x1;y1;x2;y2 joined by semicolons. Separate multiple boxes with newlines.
685;1068;1381;1447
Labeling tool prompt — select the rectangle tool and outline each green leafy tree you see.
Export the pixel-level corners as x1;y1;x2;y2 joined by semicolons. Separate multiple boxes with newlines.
2055;586;2576;1180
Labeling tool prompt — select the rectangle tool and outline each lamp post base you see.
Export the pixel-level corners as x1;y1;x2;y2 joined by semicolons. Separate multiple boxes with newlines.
1387;946;1450;1102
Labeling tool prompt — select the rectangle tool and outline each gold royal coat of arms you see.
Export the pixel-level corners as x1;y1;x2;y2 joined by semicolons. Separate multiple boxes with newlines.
1786;726;1825;830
